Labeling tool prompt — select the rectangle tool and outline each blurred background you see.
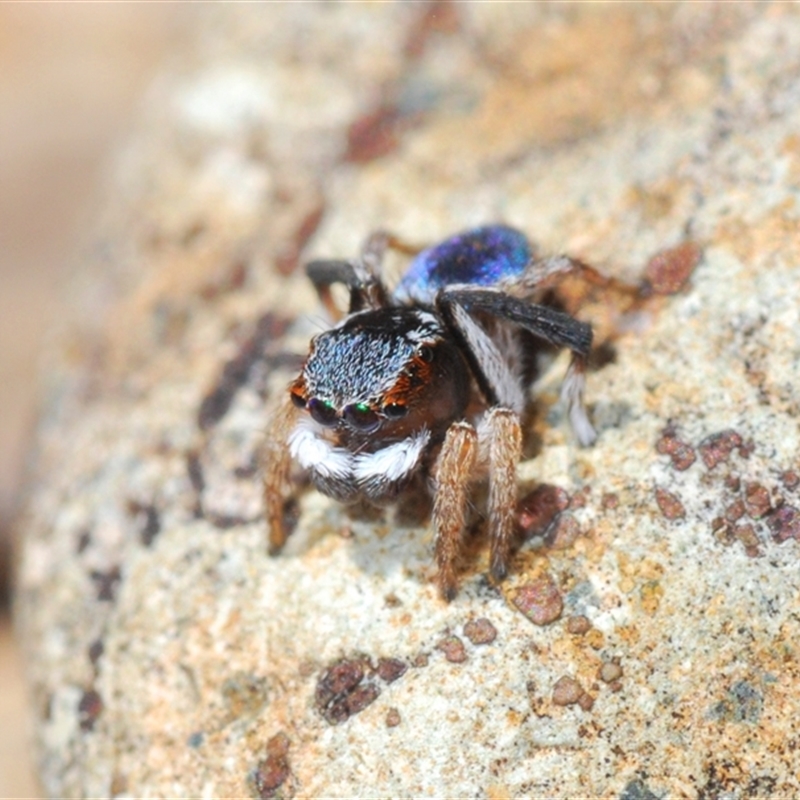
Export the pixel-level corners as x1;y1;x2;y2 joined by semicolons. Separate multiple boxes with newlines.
0;6;184;794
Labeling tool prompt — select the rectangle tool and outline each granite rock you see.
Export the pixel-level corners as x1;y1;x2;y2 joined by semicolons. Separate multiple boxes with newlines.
16;4;800;797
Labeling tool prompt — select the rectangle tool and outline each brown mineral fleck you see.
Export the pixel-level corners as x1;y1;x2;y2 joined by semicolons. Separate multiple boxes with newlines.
781;470;799;489
712;519;735;546
547;514;581;550
266;732;289;759
643;241;702;295
698;430;743;469
252;732;291;798
599;661;623;683
655;424;696;470
437;635;468;663
78;688;103;732
90;567;121;602
566;615;591;635
734;523;761;557
766;505;800;543
725;475;741;491
743;482;771;519
274;201;325;276
724;500;745;522
601;493;619;510
739;438;756;458
197;313;289;431
197;257;247;300
127;500;161;547
88;639;104;667
377;657;407;683
655;487;686;520
516;484;570;538
463;617;498;645
670;442;696;471
655;423;678;454
577;692;595;712
569;486;591;509
412;653;429;668
552;676;583;706
317;659;364;701
315;657;379;725
345;684;380;716
385;708;401;728
511;574;563;626
344;104;402;164
384;592;402;608
404;0;460;58
297;661;316;679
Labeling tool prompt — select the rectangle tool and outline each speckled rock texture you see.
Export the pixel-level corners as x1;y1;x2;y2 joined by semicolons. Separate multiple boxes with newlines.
16;5;800;797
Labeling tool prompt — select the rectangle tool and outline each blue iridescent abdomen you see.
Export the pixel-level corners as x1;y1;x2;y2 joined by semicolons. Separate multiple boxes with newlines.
394;225;531;304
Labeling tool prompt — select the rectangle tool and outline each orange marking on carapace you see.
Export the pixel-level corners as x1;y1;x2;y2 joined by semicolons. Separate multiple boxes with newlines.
381;354;432;407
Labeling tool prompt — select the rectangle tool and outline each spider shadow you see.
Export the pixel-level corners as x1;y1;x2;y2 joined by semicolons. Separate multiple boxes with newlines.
340;480;510;599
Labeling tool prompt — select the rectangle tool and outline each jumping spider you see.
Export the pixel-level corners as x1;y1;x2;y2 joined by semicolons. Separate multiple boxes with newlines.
263;225;602;600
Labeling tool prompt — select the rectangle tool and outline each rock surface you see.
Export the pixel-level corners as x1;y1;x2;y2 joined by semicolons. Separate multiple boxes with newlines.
16;4;800;797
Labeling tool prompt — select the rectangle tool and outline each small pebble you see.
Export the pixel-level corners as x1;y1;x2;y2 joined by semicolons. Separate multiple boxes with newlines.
599;661;623;683
766;505;800;543
547;514;581;550
511;574;563;626
566;615;591;635
385;708;401;728
437;635;468;663
698;430;743;469
377;658;407;683
463;618;498;645
655;487;686;520
552;676;584;706
743;482;771;519
577;692;595;712
516;484;569;538
644;241;701;295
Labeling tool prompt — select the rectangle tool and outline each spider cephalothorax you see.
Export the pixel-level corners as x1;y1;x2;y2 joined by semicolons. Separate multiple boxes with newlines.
263;224;598;599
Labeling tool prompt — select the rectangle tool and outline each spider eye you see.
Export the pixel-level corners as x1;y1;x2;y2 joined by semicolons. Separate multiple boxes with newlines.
290;390;306;409
308;397;338;426
343;402;380;432
418;345;434;363
383;403;408;420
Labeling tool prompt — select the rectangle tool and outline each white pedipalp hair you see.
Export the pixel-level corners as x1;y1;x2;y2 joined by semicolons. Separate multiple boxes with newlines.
354;429;431;484
288;416;431;493
288;418;352;481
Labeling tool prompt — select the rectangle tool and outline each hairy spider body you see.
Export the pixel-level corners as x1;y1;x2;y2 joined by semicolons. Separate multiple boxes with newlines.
264;224;596;600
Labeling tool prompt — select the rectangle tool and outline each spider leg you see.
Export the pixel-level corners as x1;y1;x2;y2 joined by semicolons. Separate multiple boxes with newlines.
304;230;396;315
561;351;596;447
440;288;592;354
432;420;478;601
515;254;642;304
482;407;523;582
436;292;526;412
261;395;300;555
437;288;596;444
305;259;360;320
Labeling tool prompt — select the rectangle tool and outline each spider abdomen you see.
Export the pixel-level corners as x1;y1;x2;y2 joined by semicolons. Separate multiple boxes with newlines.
395;225;532;304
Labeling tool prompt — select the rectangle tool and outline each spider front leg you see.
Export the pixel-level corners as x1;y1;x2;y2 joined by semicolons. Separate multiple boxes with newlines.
432;420;478;601
483;407;523;581
261;395;300;555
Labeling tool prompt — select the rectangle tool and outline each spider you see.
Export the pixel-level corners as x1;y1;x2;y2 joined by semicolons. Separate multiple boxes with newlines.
263;224;601;600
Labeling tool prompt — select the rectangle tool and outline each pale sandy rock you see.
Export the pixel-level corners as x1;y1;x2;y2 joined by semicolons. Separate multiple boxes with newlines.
16;4;800;798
